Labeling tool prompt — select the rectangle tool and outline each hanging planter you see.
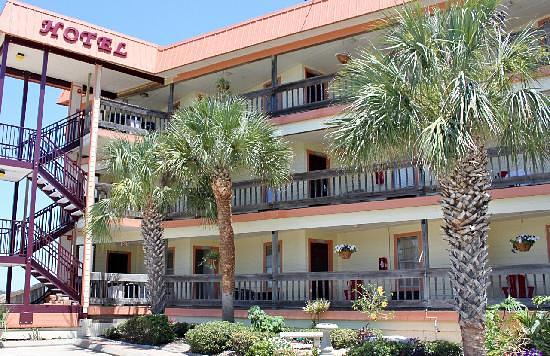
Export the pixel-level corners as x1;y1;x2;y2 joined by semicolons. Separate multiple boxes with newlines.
510;234;539;253
201;250;220;269
335;244;357;259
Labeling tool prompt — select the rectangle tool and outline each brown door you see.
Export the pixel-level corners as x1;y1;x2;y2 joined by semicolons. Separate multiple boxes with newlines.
394;233;422;300
308;153;329;199
310;241;331;299
107;252;130;274
193;247;218;299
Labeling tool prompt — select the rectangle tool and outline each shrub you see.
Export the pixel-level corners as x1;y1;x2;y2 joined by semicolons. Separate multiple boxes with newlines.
185;321;246;354
423;340;462;356
347;338;415;356
116;315;175;346
246;337;294;356
248;306;285;333
102;326;122;340
171;322;195;338
330;328;360;349
228;328;264;356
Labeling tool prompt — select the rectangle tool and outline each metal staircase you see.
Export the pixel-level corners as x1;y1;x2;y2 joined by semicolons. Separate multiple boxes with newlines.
0;111;88;304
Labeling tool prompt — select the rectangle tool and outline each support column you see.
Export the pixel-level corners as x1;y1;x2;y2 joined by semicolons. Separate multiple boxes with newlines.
270;55;277;112
271;231;279;306
421;219;430;301
168;83;175;113
6;72;29;303
81;64;102;315
0;35;10;113
22;50;49;313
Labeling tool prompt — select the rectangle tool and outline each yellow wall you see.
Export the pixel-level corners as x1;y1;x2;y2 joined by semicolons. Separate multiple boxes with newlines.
92;214;549;274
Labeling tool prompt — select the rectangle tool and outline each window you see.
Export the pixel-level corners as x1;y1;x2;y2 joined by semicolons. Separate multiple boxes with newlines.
166;247;175;275
264;241;282;273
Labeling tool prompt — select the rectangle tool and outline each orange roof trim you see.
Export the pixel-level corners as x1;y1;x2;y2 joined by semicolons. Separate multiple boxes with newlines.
0;0;409;75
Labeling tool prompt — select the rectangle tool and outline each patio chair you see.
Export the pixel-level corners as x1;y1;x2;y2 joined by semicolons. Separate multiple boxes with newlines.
501;274;534;298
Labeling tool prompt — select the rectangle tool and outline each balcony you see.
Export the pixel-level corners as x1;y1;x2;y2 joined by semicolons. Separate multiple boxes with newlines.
242;73;339;117
99;147;549;219
89;264;550;308
98;98;170;135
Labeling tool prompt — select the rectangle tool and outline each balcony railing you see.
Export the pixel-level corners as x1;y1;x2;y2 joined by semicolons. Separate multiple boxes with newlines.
242;73;340;116
89;264;550;308
157;148;550;218
99;98;170;134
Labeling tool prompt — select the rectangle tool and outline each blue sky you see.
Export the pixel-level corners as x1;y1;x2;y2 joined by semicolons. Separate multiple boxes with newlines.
0;0;302;292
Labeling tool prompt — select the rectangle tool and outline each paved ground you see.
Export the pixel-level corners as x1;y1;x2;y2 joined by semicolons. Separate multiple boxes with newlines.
6;344;112;355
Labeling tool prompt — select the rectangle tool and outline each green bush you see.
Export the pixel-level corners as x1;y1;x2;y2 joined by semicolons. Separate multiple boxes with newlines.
330;328;360;349
116;315;175;346
185;321;247;354
347;338;415;356
348;338;462;356
228;328;264;356
248;306;285;333
423;340;462;356
246;339;274;356
102;326;122;341
171;322;195;338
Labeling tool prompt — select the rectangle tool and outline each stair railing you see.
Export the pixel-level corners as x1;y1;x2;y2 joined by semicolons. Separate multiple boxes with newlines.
41;111;88;154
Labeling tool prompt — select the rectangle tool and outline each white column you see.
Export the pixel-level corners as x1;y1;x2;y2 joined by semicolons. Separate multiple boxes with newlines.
81;64;102;313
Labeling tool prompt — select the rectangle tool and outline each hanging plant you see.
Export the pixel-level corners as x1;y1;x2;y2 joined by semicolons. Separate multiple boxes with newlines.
334;244;357;259
201;250;220;269
510;234;539;253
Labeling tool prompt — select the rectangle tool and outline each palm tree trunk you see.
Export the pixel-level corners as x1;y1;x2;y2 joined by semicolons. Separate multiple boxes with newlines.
439;147;491;356
141;205;166;314
212;169;235;322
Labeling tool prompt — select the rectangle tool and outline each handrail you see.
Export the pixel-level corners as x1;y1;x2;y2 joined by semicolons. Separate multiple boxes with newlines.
99;98;170;133
41;111;88;153
0;123;36;162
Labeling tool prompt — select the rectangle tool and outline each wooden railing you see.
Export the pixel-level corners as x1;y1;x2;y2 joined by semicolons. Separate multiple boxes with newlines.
242;73;340;116
99;98;170;134
89;264;550;308
160;148;550;217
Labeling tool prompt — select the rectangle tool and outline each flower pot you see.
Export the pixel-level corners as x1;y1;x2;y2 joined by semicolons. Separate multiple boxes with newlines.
339;250;352;259
513;242;532;252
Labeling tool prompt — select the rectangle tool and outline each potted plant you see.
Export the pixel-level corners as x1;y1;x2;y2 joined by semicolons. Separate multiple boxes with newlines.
303;299;331;327
334;244;357;259
201;250;220;269
510;235;539;252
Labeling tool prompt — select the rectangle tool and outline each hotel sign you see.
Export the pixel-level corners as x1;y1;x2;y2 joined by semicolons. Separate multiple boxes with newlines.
39;20;127;58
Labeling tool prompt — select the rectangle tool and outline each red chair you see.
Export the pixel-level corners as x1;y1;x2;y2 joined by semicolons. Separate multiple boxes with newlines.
344;280;364;300
501;274;534;298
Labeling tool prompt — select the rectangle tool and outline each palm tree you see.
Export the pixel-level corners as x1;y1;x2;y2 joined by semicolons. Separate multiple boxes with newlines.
328;1;549;354
88;134;181;314
162;95;292;322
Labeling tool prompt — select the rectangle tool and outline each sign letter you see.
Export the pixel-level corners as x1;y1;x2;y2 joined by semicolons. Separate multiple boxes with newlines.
80;31;97;48
97;37;112;54
39;20;64;39
63;27;79;43
113;42;127;58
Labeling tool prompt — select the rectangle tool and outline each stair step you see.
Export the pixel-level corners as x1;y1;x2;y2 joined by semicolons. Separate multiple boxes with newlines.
37;177;47;185
64;204;77;211
57;197;69;204
49;191;62;198
42;184;55;191
71;210;84;217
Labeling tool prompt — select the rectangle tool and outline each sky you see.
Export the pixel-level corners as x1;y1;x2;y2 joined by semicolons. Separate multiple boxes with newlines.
0;0;303;292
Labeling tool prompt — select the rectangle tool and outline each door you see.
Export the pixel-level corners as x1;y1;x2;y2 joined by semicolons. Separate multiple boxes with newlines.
394;233;422;300
107;252;130;274
310;241;331;299
193;247;218;299
308;152;329;199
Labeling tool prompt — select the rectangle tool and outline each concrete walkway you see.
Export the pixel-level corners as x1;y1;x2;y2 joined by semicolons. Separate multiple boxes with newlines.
1;338;193;355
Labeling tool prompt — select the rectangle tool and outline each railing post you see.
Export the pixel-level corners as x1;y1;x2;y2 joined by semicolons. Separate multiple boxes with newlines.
421;219;430;303
270;55;278;113
272;231;279;307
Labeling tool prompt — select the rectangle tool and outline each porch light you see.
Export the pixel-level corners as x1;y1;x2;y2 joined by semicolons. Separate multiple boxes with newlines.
15;52;25;61
335;52;351;64
0;169;5;177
